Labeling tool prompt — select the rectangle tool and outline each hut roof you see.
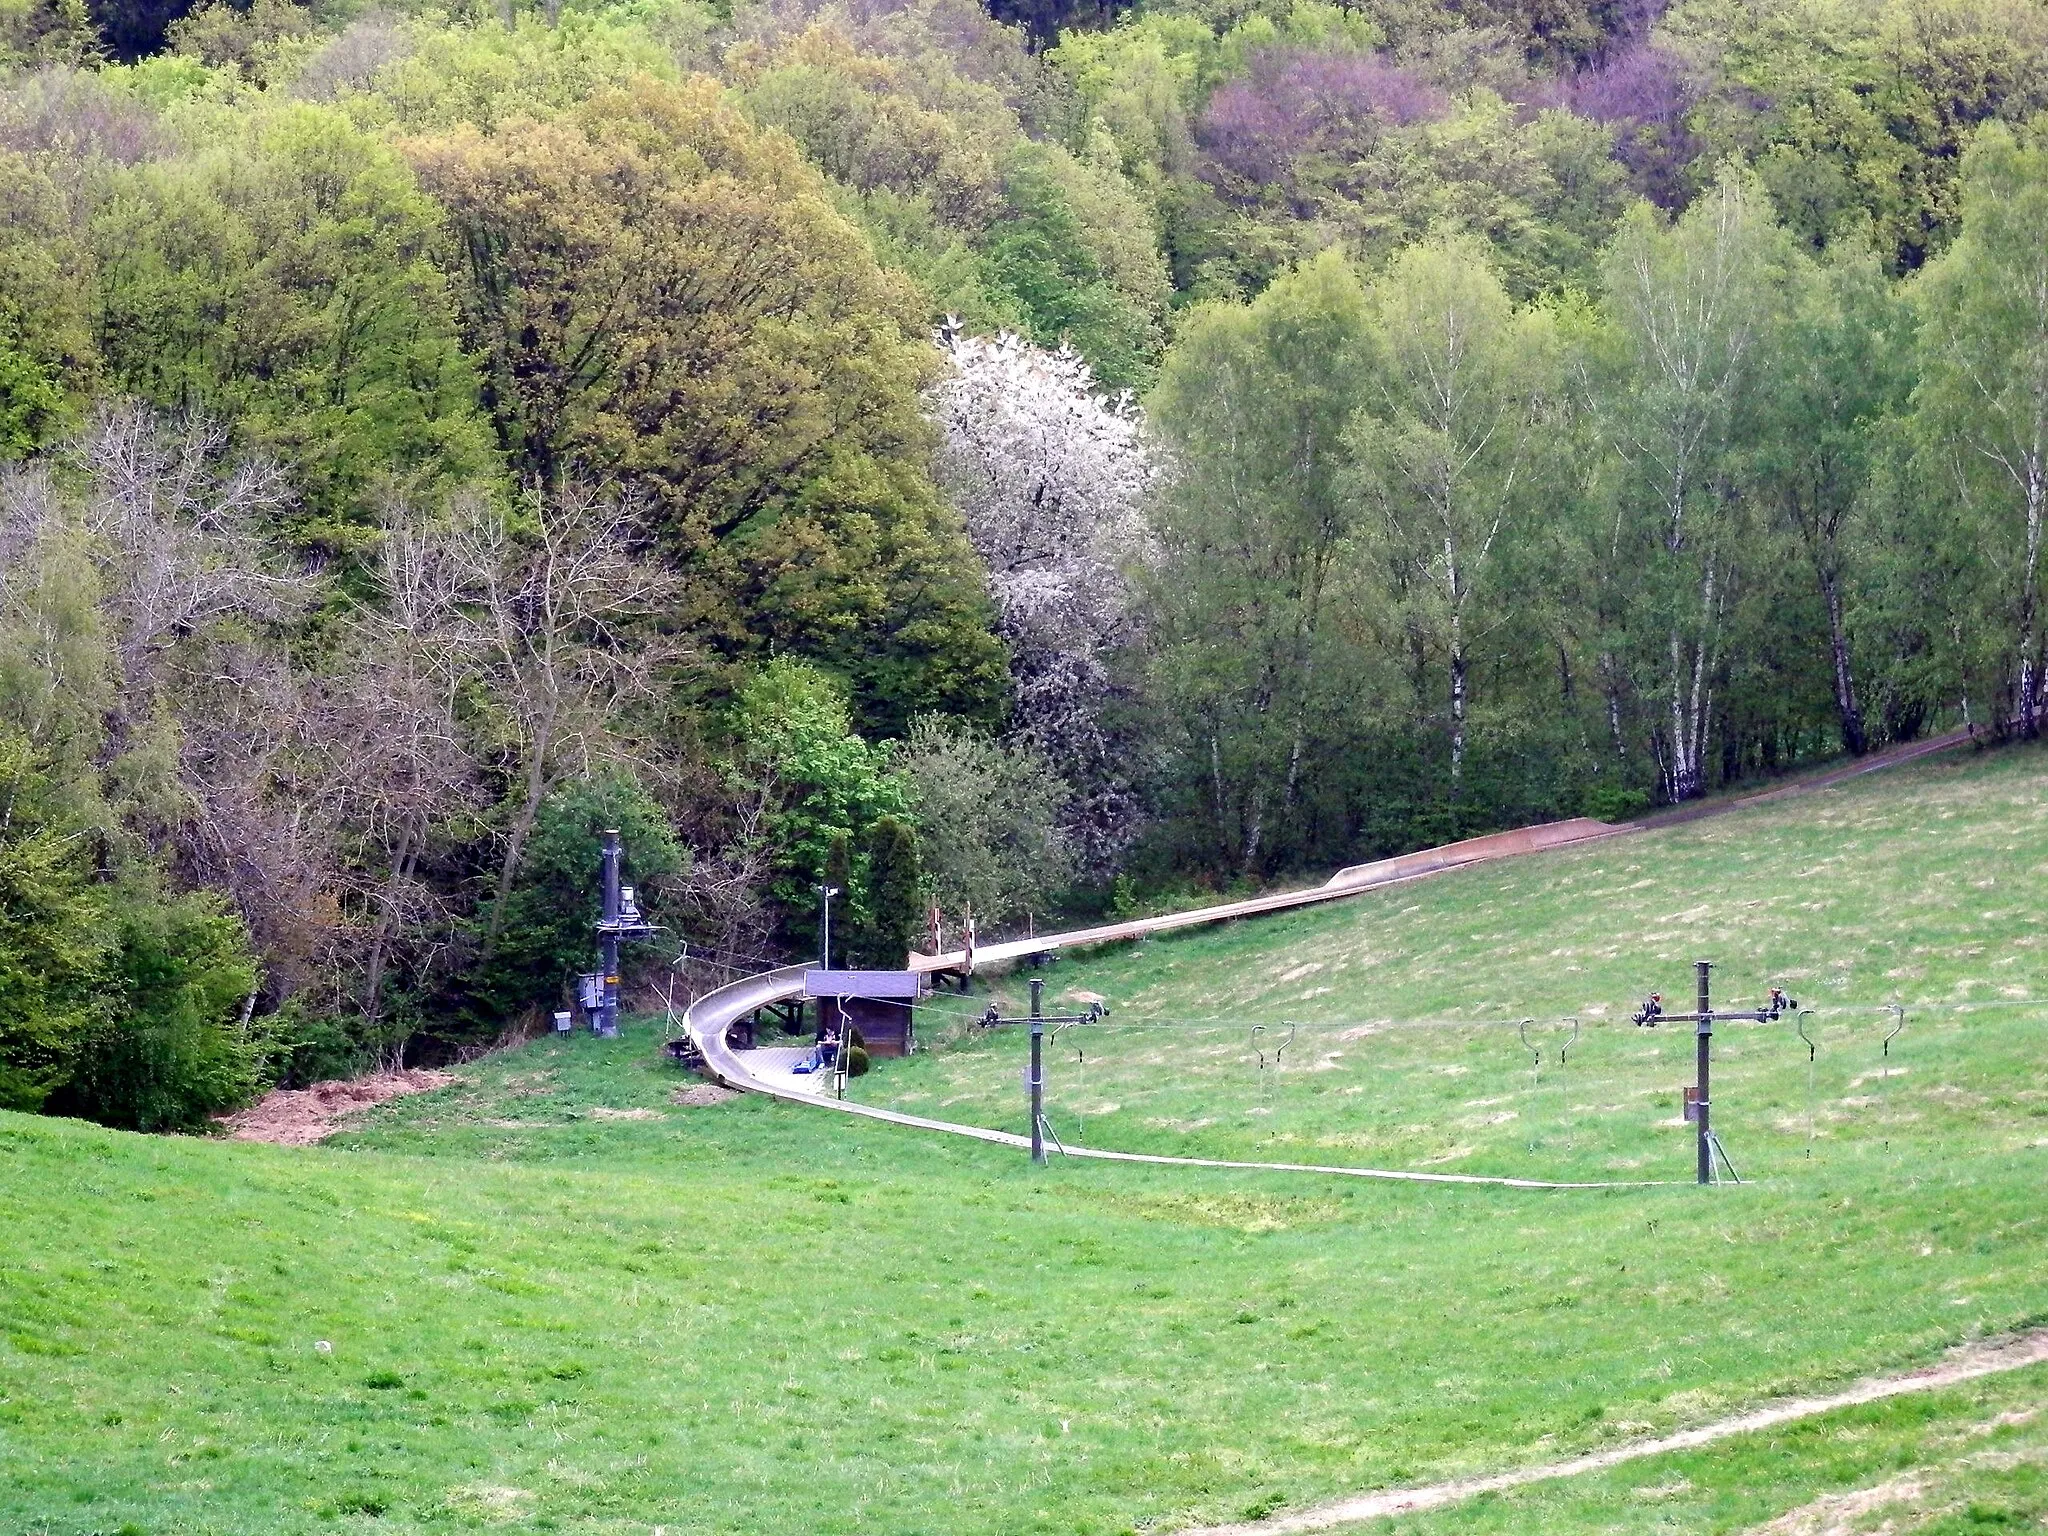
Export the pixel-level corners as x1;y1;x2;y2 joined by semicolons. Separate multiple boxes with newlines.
804;969;925;1000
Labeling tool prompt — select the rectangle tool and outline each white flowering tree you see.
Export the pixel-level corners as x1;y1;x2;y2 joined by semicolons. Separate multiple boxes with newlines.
929;326;1153;876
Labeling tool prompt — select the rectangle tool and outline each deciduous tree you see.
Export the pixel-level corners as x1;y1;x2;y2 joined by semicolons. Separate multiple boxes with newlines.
1911;117;2048;737
1350;235;1556;784
930;326;1150;872
894;715;1071;929
409;74;1004;731
1597;171;1786;798
1147;248;1376;870
1746;241;1912;754
452;482;679;947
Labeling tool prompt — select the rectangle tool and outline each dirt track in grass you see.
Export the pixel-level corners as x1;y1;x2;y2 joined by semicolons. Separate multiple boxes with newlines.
217;1068;455;1145
1184;1327;2048;1536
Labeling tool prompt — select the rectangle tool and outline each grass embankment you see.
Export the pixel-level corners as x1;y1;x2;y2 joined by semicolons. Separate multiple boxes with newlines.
865;739;2048;1183
0;742;2044;1536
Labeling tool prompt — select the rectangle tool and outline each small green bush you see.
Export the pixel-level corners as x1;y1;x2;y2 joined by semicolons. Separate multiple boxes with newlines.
844;1044;870;1077
51;890;262;1133
1108;874;1141;920
267;1003;367;1088
1585;784;1651;823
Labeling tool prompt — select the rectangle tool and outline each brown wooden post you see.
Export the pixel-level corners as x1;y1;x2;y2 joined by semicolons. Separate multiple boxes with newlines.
1695;959;1712;1186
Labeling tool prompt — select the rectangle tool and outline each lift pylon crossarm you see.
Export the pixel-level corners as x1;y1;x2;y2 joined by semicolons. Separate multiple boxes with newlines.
1633;989;1798;1027
979;1004;1108;1029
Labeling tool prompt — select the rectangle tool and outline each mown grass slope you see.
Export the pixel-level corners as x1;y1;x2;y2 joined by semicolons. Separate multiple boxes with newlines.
865;740;2048;1180
1;742;2044;1536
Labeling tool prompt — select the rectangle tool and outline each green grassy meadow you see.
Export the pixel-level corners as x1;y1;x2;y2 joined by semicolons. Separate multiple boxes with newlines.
1;742;2045;1535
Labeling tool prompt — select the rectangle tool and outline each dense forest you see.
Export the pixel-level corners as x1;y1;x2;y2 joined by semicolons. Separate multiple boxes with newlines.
0;0;2043;1128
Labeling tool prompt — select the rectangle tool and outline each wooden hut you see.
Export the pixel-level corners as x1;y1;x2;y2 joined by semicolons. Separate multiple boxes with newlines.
803;970;925;1058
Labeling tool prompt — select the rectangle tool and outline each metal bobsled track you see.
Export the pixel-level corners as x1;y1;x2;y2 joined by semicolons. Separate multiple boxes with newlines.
678;729;1976;1191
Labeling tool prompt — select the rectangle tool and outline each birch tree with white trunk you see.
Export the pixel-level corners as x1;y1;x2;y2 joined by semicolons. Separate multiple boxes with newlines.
1747;241;1912;757
1351;235;1554;787
1600;172;1783;800
1145;252;1376;873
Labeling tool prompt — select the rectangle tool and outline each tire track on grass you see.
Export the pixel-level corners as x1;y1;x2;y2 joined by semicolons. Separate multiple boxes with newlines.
1180;1327;2048;1535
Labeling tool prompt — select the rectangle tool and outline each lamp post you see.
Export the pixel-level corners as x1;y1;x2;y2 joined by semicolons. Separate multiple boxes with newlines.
817;883;840;971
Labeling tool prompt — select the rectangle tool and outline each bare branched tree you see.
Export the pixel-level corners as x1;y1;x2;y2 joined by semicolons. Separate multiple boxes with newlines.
80;406;306;751
668;776;780;988
317;512;483;1043
172;639;340;995
66;408;334;995
449;481;683;943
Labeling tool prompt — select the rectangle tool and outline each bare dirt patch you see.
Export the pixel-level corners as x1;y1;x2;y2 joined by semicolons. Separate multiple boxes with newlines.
217;1069;456;1146
1184;1327;2048;1536
671;1082;738;1108
588;1106;661;1120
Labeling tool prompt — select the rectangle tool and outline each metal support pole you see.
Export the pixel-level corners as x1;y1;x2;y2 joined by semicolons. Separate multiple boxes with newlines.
1881;1004;1904;1151
1797;1010;1817;1155
832;1000;848;1102
1694;958;1712;1186
1029;978;1045;1166
599;829;622;1038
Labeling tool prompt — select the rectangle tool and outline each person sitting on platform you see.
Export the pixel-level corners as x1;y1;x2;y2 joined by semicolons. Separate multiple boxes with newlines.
794;1023;840;1074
